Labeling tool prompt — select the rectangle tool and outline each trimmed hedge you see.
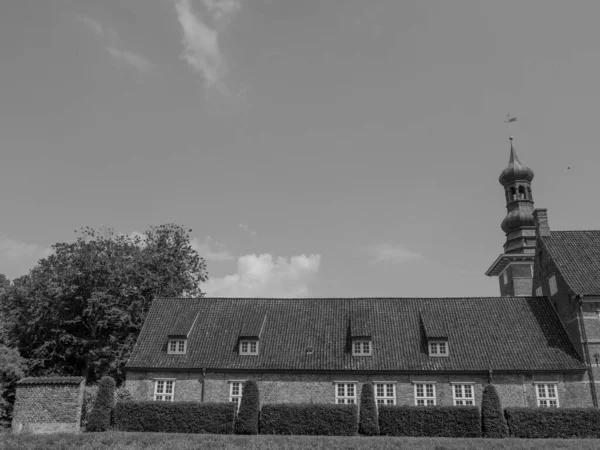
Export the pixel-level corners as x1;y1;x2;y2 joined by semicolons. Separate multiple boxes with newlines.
481;384;508;438
234;380;260;435
260;404;358;436
379;405;481;437
86;376;115;432
113;401;236;434
505;407;600;438
358;383;379;436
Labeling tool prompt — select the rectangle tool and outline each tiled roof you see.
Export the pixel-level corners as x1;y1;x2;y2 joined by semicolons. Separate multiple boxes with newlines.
542;231;600;296
17;376;85;385
420;310;448;339
126;297;585;373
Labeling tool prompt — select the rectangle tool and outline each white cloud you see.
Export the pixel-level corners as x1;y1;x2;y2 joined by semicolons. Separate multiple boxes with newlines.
238;223;257;237
0;237;52;279
201;254;321;297
106;46;154;73
363;243;424;264
172;0;240;90
191;236;234;261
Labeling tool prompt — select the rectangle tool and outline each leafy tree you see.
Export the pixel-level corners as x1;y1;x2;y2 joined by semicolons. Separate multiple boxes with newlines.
0;345;27;429
358;383;379;436
86;376;116;432
0;224;207;385
234;380;259;434
481;384;508;438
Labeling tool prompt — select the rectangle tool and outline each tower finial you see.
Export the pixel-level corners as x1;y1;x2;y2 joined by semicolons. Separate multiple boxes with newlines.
504;114;517;140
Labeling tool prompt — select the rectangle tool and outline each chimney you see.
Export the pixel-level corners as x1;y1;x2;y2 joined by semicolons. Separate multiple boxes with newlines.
533;208;550;237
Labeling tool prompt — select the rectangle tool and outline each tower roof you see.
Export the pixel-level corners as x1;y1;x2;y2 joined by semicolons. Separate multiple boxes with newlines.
499;138;534;185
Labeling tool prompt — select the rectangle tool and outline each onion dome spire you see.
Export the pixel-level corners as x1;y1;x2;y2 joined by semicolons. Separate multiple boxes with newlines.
499;137;534;186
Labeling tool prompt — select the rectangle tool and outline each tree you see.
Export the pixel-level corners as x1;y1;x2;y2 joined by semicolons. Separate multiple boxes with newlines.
358;383;379;436
481;384;508;438
0;345;27;429
86;376;116;432
234;380;260;434
0;224;207;385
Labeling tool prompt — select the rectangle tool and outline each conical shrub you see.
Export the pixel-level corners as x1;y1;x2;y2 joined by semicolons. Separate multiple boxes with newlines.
358;383;379;436
481;384;508;438
234;380;259;434
86;376;116;432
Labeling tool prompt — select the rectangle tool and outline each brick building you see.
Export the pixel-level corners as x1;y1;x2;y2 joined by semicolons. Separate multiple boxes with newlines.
125;138;599;409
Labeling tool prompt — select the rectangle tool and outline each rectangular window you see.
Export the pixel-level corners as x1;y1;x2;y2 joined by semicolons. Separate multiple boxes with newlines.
549;275;558;296
535;286;543;297
167;339;186;354
453;384;475;406
229;381;243;409
239;340;259;355
374;383;396;406
414;383;436;406
536;383;559;407
502;271;508;285
154;380;175;401
352;340;372;356
429;341;448;356
335;383;357;404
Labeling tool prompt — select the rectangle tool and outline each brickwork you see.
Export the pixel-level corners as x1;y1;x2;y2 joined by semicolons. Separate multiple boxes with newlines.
12;377;85;434
126;369;591;408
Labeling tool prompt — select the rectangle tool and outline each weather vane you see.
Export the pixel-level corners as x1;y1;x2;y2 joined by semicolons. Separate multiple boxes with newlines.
505;114;517;139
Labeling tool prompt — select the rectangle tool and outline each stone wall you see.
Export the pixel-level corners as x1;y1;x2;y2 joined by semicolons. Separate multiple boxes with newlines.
12;377;85;434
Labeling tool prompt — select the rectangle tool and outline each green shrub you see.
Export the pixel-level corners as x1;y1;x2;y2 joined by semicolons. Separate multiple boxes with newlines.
358;383;379;436
114;385;133;402
80;385;99;428
86;376;115;432
379;405;481;437
505;407;600;438
114;401;236;434
481;384;508;438
260;404;358;436
234;380;259;435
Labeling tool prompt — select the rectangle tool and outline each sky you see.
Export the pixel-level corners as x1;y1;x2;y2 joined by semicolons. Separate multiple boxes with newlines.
0;0;599;298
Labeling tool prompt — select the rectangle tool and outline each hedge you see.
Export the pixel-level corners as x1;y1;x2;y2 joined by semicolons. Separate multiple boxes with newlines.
113;401;236;434
358;383;379;436
378;405;481;437
481;384;508;438
505;407;600;438
234;380;259;435
86;376;115;432
260;403;358;436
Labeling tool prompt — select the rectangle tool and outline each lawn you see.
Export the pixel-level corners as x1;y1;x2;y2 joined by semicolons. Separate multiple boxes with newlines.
1;432;600;450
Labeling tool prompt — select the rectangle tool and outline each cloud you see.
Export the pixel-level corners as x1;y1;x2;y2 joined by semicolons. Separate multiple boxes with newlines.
191;236;234;261
74;14;153;73
201;254;321;297
362;243;424;264
238;223;257;237
172;0;240;90
0;237;53;279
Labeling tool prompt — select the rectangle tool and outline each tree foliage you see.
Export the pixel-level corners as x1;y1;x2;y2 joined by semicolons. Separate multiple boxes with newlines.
86;376;116;432
481;384;508;438
234;380;260;435
0;344;27;429
0;225;207;385
358;383;379;436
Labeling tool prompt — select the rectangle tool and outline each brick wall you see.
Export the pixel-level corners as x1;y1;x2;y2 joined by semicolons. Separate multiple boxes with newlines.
12;377;85;434
126;369;592;408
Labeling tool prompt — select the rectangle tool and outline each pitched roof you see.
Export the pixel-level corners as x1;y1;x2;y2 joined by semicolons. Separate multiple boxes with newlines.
420;310;448;339
17;376;85;386
126;297;585;373
542;230;600;296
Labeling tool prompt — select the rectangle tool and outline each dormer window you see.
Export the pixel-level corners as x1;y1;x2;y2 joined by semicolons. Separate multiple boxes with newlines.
239;339;259;355
352;340;372;356
428;340;449;357
167;339;187;354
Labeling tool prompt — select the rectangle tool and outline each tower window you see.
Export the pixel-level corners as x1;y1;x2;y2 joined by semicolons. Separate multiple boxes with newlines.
510;187;517;201
502;271;508;285
518;185;526;199
549;275;558;296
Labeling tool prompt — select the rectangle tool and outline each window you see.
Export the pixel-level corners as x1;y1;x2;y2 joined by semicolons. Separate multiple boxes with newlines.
414;383;436;406
154;380;175;401
167;339;186;354
536;383;559;407
535;286;543;297
549;275;558;296
502;271;508;285
239;340;259;355
429;341;449;356
229;381;243;409
352;340;372;356
452;384;475;406
374;383;396;406
335;383;356;404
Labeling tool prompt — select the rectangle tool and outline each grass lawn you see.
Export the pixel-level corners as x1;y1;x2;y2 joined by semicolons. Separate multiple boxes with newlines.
1;432;600;450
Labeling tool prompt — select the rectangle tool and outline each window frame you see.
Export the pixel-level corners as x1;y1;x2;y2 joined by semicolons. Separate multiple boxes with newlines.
428;340;449;357
167;339;187;355
229;380;245;410
502;271;508;285
413;382;436;406
335;382;357;404
452;383;475;406
154;379;175;401
549;275;558;296
535;383;559;408
374;382;396;406
239;339;259;355
535;286;543;297
352;340;372;356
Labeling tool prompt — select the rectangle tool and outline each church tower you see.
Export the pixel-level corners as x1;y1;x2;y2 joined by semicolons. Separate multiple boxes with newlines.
485;137;536;296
